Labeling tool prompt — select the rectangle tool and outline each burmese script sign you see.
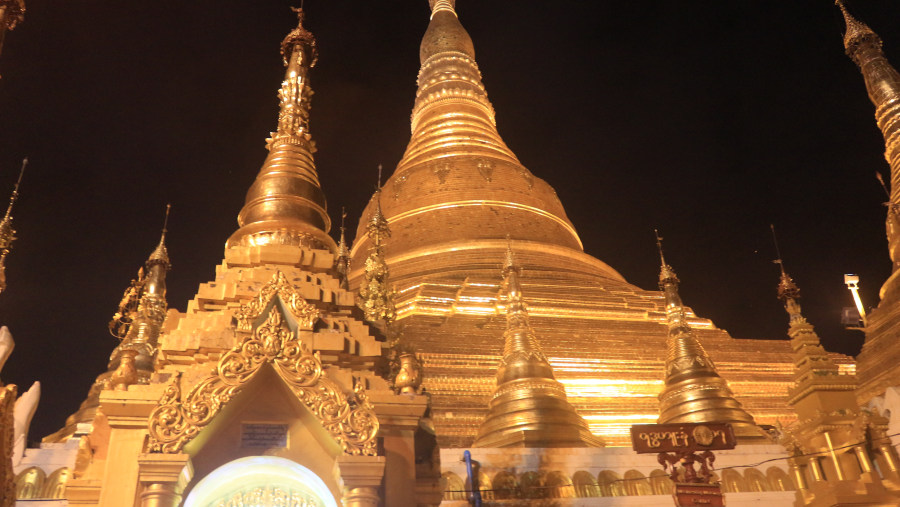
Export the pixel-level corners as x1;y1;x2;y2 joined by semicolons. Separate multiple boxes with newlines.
241;423;289;448
630;423;736;454
673;483;725;507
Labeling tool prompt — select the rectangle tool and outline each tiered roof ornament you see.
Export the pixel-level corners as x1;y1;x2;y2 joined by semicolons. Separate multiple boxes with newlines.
473;240;602;448
227;7;336;254
357;167;396;324
654;232;768;442
0;158;26;296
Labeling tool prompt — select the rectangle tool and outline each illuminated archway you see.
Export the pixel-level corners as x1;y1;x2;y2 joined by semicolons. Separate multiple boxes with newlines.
184;456;339;507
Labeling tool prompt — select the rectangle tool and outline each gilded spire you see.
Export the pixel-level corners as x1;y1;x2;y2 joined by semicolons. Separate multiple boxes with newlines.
335;207;351;290
473;240;602;448
773;249;853;406
357;167;396;323
837;2;900;300
837;1;881;60
111;205;172;383
0;158;26;296
655;232;767;442
227;7;336;253
46;206;172;442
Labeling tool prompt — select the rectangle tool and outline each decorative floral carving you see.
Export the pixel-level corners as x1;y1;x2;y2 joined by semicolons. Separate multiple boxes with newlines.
147;274;378;456
234;271;320;332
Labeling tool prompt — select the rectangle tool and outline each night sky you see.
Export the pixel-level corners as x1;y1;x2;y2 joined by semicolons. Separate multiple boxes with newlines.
1;1;898;441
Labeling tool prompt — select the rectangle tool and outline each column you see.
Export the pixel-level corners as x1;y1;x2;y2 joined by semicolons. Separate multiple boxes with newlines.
808;458;825;482
879;442;900;474
96;388;161;506
137;453;193;507
336;455;386;507
369;392;431;506
788;460;808;491
855;446;874;475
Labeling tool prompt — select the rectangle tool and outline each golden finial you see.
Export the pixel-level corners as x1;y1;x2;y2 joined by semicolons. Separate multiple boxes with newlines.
281;5;317;68
654;229;678;287
501;237;528;318
227;6;335;252
108;203;172;340
836;0;881;59
358;166;396;323
147;204;171;267
771;224;799;303
336;206;350;290
109;204;173;383
368;165;390;242
0;158;27;295
655;230;689;334
338;206;349;256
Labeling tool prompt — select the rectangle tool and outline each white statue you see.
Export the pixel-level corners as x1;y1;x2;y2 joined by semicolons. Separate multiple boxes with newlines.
12;381;40;466
0;326;13;379
0;326;42;467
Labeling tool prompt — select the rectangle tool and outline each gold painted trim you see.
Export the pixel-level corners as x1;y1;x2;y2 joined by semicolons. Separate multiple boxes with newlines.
385;201;582;249
350;239;624;284
147;271;378;456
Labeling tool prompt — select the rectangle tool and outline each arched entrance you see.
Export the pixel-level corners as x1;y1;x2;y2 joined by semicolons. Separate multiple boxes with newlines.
184;456;339;507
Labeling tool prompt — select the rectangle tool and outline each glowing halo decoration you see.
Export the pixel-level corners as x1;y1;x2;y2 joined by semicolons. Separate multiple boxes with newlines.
183;456;339;507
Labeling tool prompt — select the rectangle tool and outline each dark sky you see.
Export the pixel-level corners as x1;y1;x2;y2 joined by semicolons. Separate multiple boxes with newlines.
1;1;898;441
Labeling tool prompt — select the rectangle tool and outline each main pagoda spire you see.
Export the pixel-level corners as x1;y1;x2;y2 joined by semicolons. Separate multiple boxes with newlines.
473;241;602;448
227;7;336;254
654;233;767;442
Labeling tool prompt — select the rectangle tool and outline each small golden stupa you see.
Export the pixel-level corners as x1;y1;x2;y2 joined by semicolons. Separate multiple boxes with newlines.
473;243;602;448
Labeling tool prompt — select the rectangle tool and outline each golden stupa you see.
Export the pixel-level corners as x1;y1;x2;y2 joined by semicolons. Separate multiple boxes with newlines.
349;0;853;447
472;243;603;448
